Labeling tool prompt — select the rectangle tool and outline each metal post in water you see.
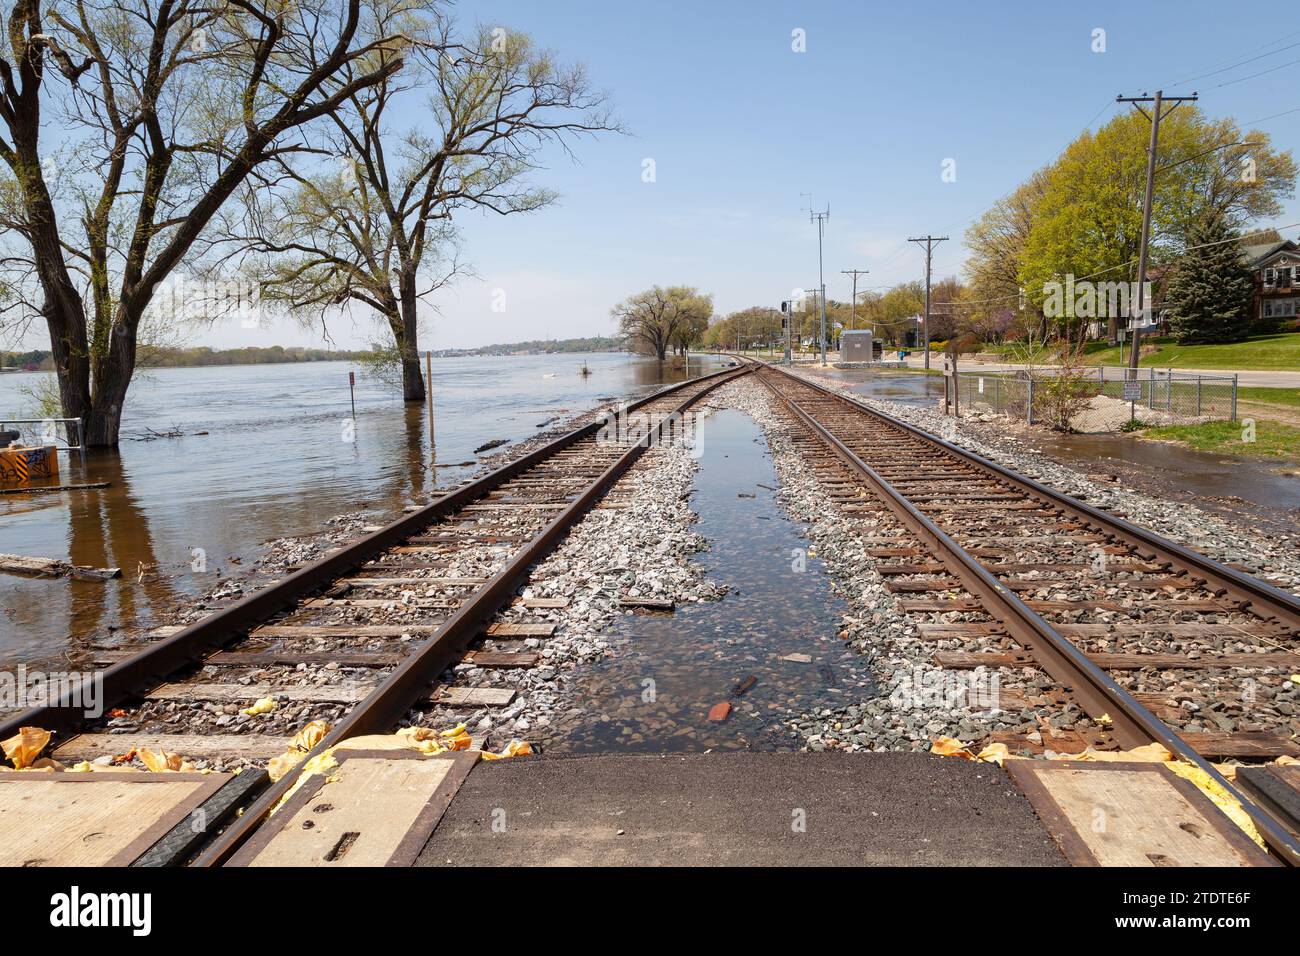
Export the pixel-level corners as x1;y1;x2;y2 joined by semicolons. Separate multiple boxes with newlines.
348;371;357;425
426;351;436;448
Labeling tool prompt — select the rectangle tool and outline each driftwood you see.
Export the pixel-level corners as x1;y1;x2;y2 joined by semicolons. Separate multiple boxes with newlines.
0;482;110;496
0;553;121;581
473;438;509;454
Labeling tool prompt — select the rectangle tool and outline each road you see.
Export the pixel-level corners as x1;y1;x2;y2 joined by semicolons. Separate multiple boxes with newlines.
896;352;1300;387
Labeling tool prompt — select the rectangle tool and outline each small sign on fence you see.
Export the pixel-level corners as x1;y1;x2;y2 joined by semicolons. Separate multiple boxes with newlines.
1122;381;1141;402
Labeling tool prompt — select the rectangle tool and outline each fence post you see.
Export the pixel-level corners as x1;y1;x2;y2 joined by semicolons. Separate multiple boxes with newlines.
1026;377;1035;425
1231;374;1238;421
1196;376;1201;416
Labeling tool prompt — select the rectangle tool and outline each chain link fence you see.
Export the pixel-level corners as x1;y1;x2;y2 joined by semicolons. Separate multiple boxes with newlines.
954;366;1238;433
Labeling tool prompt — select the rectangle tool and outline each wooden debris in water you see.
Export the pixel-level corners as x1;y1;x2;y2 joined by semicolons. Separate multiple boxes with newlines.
0;553;120;581
0;482;110;496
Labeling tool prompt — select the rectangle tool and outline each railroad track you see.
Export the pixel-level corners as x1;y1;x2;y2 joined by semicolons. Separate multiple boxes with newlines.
0;361;750;864
753;361;1300;865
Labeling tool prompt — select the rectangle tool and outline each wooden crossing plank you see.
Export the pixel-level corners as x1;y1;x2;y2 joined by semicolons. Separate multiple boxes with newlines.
1236;766;1300;838
55;733;291;761
228;751;477;867
0;772;229;866
1004;761;1274;867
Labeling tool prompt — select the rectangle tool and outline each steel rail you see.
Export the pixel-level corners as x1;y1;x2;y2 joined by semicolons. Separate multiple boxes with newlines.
770;364;1300;629
194;362;752;866
0;363;746;742
754;363;1300;866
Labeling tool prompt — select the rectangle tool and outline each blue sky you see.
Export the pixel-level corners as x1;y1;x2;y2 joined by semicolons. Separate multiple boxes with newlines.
107;2;1300;348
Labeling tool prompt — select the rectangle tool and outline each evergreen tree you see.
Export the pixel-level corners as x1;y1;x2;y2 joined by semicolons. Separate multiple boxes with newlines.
1165;217;1255;344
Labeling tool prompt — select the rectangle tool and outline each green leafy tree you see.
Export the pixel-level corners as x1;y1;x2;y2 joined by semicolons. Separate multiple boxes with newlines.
1018;108;1294;341
1164;217;1254;344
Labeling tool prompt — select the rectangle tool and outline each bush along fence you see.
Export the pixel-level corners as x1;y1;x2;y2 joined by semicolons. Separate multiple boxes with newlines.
955;366;1238;434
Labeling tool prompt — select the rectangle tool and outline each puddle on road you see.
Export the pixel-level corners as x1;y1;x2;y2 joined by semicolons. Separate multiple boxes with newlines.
545;408;871;754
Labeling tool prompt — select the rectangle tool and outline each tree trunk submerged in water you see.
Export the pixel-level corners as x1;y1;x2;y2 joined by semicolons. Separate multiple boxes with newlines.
394;278;425;401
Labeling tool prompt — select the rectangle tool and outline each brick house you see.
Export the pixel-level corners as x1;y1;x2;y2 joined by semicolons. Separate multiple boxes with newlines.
1243;239;1300;325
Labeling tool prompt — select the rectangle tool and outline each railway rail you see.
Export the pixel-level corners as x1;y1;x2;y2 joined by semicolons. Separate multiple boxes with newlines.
0;361;750;865
753;360;1300;865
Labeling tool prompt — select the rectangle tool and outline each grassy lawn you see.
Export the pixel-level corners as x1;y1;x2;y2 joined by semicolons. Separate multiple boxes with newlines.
1140;419;1300;463
1236;385;1300;408
1080;333;1300;370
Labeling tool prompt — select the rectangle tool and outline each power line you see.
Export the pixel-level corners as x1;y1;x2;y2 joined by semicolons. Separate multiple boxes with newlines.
1215;56;1300;89
1167;35;1300;88
841;268;869;332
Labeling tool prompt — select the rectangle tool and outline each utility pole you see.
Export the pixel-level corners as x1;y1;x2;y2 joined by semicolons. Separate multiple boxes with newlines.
1116;89;1198;371
908;235;948;369
841;269;869;333
806;197;831;365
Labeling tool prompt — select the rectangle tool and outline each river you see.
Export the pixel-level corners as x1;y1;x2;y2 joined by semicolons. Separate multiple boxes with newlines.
0;353;725;664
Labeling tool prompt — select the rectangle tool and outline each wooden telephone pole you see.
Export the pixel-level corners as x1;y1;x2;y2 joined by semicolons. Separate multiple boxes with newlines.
908;235;948;369
1116;89;1198;370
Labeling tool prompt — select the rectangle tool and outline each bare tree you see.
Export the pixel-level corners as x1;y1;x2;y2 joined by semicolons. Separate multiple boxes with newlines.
230;18;620;400
0;0;410;446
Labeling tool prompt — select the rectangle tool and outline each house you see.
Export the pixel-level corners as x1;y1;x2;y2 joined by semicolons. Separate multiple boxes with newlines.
1243;239;1300;324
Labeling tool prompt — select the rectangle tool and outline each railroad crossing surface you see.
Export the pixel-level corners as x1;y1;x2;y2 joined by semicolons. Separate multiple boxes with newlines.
0;748;1281;867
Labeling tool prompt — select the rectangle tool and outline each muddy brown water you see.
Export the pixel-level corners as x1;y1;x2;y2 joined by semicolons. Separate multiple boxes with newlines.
0;354;727;666
546;408;872;753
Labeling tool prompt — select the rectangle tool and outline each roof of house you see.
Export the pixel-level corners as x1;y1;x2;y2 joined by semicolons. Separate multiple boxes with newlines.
1242;239;1299;266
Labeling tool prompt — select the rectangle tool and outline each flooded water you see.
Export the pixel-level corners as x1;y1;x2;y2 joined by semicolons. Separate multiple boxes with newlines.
0;353;724;664
1027;432;1300;535
549;408;871;753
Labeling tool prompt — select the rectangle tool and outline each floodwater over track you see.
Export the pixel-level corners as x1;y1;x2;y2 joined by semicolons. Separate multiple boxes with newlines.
0;353;724;664
546;408;871;753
